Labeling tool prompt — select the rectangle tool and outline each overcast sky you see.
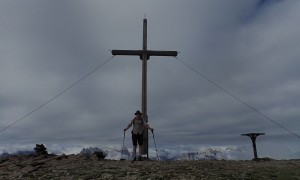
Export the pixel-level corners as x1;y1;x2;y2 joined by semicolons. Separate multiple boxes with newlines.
0;0;299;158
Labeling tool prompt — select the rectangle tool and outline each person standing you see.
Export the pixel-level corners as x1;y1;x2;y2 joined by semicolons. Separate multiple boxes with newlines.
124;110;154;162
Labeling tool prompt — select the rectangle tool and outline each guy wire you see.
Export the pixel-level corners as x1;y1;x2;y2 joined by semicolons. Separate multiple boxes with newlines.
174;56;300;140
0;56;115;134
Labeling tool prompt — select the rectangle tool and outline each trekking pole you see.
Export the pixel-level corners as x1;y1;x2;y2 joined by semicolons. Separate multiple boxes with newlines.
151;130;159;161
120;131;126;161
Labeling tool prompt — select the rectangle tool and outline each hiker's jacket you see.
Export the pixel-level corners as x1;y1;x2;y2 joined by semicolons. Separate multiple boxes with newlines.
131;117;146;135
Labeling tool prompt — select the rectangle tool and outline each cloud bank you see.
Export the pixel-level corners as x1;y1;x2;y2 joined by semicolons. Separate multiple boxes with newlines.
0;0;299;159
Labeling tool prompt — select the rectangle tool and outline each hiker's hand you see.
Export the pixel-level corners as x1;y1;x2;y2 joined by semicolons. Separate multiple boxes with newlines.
150;128;154;133
124;128;127;132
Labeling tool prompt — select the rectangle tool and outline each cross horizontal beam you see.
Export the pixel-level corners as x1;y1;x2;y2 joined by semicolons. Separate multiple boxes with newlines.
112;50;178;59
241;133;265;136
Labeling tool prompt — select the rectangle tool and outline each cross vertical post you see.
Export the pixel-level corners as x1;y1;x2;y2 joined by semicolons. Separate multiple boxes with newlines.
112;19;177;158
141;19;148;157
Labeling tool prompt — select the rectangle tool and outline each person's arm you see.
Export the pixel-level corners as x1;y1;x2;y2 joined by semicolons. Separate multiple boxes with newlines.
124;119;134;131
144;120;154;132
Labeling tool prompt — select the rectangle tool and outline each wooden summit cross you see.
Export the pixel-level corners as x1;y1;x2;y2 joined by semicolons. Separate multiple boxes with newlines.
112;19;178;158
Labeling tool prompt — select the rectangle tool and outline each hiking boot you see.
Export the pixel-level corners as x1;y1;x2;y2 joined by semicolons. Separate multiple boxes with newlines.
131;157;136;163
138;156;142;161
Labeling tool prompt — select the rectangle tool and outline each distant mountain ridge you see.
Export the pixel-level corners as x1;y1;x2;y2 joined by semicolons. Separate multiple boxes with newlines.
1;144;299;160
0;145;244;161
76;146;244;161
160;148;225;161
0;150;35;158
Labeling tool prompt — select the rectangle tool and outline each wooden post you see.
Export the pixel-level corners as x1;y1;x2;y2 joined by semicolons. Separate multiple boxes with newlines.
141;19;148;157
112;19;177;158
241;133;265;160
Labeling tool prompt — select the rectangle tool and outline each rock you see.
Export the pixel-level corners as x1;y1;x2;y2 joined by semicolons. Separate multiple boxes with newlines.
91;152;106;161
34;144;48;156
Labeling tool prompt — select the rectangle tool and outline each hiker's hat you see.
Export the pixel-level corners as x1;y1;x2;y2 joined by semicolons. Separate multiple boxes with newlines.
135;110;142;115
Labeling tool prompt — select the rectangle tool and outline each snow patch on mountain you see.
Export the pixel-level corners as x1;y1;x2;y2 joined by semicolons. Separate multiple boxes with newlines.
75;145;251;161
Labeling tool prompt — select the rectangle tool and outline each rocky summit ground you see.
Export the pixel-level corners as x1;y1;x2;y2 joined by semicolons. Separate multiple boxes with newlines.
0;154;299;179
